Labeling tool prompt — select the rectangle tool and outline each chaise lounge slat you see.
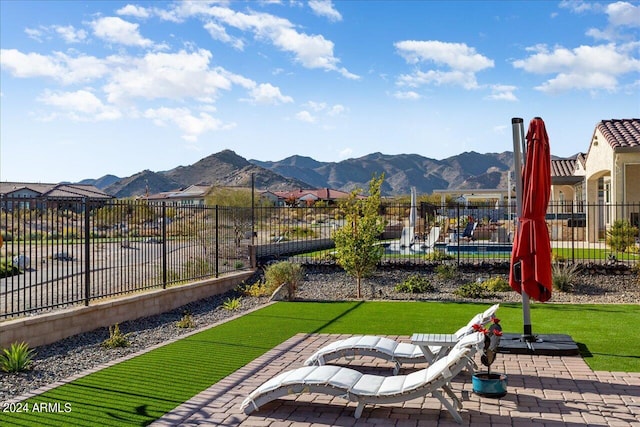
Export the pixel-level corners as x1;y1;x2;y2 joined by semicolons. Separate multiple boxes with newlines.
304;304;498;373
241;334;484;423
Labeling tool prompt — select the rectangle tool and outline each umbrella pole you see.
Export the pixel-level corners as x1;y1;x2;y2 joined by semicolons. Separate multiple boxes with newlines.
511;118;535;342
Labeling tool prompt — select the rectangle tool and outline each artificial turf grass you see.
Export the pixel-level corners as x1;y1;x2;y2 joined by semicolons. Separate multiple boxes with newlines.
1;301;638;426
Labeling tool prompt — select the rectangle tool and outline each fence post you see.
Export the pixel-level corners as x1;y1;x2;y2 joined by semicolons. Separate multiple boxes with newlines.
83;198;91;306
215;205;219;278
162;202;167;289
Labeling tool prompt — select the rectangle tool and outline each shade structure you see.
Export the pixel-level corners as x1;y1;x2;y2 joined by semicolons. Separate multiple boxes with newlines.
509;117;552;303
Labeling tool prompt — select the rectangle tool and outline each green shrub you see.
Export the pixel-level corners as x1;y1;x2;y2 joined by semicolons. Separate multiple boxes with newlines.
482;276;511;292
606;219;639;252
264;261;304;301
395;275;435;293
234;261;245;269
435;264;457;280
101;324;131;348
241;280;275;297
454;282;495;299
0;260;20;278
222;297;241;311
552;262;579;292
1;342;36;373
176;311;195;329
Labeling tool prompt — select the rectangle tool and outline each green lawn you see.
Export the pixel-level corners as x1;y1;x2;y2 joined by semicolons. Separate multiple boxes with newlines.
1;301;638;426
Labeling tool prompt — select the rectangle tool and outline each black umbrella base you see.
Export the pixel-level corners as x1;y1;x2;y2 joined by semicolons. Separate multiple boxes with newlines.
498;333;580;356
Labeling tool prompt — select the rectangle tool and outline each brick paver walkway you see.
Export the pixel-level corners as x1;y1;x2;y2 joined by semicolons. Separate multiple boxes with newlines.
152;333;640;426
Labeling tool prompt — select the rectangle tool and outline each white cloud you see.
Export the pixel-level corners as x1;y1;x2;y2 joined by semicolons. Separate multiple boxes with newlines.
54;25;88;43
117;4;151;19
103;49;232;103
393;91;421;100
486;85;518;101
0;49;109;84
295;110;316;123
606;1;640;27
327;104;345;116
513;43;640;93
247;83;293;105
37;89;121;121
305;101;327;111
24;27;45;42
308;0;342;22
394;40;493;90
91;16;153;47
395;40;494;72
204;21;245;50
166;4;358;79
143;107;235;141
397;69;481;90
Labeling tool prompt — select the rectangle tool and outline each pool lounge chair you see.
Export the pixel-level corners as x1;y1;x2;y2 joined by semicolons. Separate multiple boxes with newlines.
304;304;499;374
241;333;483;422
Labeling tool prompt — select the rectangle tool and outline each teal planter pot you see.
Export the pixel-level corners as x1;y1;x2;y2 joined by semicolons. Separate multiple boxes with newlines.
472;372;507;398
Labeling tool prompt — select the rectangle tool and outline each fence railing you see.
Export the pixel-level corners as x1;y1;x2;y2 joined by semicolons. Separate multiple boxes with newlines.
1;198;638;319
1;198;252;319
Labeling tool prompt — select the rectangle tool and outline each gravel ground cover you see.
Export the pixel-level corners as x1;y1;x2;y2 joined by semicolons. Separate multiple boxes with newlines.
2;265;638;403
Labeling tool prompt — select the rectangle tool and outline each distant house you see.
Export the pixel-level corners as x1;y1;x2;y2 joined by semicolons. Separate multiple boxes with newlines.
261;188;355;206
0;182;113;211
549;118;640;241
145;184;210;206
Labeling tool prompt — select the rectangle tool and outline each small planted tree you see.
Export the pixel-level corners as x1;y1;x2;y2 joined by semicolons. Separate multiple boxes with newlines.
332;174;385;298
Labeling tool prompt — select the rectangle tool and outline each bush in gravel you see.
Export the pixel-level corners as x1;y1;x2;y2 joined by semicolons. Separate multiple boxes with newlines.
435;264;458;280
101;324;131;349
176;311;196;329
482;276;511;292
241;280;274;297
454;282;495;299
394;275;436;294
264;261;303;301
552;262;579;292
222;297;241;311
1;342;36;373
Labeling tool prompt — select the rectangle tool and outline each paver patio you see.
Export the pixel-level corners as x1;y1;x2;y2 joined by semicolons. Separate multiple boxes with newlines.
152;333;640;426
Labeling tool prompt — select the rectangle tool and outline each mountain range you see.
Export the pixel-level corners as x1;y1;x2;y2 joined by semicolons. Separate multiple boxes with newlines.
81;149;517;198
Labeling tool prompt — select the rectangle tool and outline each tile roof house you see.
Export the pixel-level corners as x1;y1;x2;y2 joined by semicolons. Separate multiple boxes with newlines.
551;119;640;241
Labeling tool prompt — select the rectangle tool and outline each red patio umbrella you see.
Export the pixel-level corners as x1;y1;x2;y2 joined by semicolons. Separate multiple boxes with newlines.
509;117;552;303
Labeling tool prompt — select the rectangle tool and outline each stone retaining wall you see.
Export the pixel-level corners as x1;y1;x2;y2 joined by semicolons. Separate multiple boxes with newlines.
0;271;254;349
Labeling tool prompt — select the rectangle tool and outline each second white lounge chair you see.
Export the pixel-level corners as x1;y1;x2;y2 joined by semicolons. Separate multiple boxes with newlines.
241;332;484;422
305;304;499;374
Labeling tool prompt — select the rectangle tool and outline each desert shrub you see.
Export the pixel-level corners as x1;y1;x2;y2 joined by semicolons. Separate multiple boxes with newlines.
176;311;196;328
482;276;511;292
395;275;435;293
264;261;304;300
454;282;495;299
1;342;36;373
241;280;275;297
552;262;579;292
101;324;131;349
222;297;241;311
435;264;458;280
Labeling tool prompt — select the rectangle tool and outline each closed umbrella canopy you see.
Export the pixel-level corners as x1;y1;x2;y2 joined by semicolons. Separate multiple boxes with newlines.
509;117;552;302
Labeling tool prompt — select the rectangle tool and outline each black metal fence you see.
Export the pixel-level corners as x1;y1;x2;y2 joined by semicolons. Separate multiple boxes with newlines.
1;198;252;319
1;197;639;319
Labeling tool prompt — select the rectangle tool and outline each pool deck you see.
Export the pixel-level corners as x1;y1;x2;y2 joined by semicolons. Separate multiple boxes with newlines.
152;333;640;426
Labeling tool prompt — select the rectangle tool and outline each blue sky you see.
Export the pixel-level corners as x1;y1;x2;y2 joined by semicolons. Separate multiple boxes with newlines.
1;0;639;183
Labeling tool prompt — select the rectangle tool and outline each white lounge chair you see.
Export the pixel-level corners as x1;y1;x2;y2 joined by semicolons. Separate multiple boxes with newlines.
304;304;499;374
241;333;483;422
